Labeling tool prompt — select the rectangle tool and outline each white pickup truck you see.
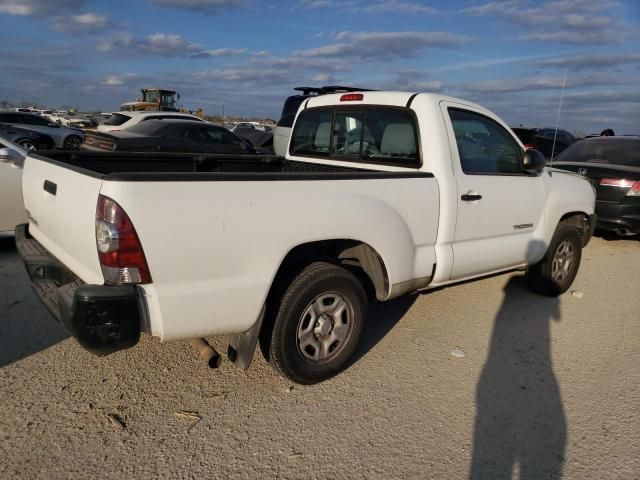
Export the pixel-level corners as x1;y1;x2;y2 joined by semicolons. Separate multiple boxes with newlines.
16;91;596;384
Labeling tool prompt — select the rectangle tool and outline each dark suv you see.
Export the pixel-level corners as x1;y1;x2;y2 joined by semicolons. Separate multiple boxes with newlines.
273;86;373;156
511;127;576;160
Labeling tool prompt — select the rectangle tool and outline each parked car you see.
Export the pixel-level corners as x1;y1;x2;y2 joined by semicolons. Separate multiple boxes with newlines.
83;119;258;154
512;127;577;160
97;111;205;133
63;115;97;129
273;86;374;156
0;140;26;232
16;91;595;384
0;122;55;150
0;111;84;149
241;130;275;155
552;136;640;236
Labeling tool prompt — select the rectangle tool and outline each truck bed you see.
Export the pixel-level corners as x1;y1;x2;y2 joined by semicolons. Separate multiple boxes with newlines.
32;151;425;181
23;149;439;340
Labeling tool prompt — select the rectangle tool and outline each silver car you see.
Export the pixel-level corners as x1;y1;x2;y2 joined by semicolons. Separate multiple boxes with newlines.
0;111;85;149
0;122;55;150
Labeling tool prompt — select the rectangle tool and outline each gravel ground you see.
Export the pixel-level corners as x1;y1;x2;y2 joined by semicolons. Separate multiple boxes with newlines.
0;232;638;479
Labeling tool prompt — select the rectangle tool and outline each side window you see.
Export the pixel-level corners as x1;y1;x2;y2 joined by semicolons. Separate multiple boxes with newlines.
183;127;206;142
0;113;17;123
449;109;523;175
25;115;50;126
202;127;241;145
290;110;333;156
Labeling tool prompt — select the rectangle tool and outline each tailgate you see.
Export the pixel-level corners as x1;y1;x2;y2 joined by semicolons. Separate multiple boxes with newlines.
22;154;104;284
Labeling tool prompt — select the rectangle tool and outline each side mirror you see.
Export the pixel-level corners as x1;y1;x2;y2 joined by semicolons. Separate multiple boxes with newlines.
522;149;546;174
0;146;24;164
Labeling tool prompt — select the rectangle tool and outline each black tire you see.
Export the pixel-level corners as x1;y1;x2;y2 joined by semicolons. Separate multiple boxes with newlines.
63;135;82;150
265;262;367;384
15;138;37;151
527;223;582;296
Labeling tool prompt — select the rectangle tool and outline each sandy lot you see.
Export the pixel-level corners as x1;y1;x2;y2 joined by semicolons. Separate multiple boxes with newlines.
0;232;638;479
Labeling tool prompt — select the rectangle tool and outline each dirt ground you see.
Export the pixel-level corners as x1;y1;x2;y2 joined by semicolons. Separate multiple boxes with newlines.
0;232;638;479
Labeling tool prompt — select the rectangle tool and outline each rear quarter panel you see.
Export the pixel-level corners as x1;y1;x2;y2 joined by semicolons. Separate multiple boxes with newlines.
100;177;439;340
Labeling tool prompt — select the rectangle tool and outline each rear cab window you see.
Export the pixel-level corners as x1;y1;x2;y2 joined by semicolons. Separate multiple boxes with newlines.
103;113;132;126
290;107;420;167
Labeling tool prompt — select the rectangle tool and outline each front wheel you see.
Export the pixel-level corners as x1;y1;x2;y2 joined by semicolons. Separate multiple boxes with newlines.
265;262;367;384
63;135;82;150
527;223;582;296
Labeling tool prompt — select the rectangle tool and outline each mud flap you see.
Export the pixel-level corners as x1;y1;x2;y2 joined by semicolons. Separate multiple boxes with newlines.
227;305;265;370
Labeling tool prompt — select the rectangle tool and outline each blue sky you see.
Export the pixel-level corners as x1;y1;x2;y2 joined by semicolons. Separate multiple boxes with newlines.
0;0;638;134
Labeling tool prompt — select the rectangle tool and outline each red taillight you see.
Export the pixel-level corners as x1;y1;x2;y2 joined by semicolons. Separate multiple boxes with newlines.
95;195;151;284
600;178;640;196
628;181;640;196
523;143;535;150
97;141;114;150
340;93;363;102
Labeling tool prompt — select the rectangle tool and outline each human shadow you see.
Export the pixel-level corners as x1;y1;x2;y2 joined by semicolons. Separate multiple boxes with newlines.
0;233;69;367
470;275;566;479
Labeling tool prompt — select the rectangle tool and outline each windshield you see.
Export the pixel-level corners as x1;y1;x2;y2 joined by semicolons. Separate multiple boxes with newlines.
556;138;640;166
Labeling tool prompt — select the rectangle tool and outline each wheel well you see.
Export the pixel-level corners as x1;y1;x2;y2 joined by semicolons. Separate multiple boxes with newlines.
559;211;591;246
269;240;389;302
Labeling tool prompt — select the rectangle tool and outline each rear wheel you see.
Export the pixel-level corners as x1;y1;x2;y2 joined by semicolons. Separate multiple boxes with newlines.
527;223;582;296
265;262;367;384
16;138;37;151
63;135;82;150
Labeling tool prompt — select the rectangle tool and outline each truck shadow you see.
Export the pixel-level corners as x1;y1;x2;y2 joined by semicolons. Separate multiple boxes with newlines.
0;234;69;368
470;275;566;479
594;228;640;242
350;294;417;365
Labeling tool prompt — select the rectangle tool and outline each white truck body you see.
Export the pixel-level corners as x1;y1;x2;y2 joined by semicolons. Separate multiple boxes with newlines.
0;144;27;232
17;91;596;382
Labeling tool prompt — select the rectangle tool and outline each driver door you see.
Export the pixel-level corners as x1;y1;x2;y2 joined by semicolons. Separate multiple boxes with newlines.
443;103;545;280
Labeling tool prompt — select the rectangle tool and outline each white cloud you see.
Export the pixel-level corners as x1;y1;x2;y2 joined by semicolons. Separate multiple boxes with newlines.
462;0;637;45
0;1;111;33
0;0;85;16
150;0;249;14
52;13;110;33
97;32;247;59
361;1;439;15
294;31;471;60
536;53;640;70
101;76;125;86
190;48;247;59
297;0;439;14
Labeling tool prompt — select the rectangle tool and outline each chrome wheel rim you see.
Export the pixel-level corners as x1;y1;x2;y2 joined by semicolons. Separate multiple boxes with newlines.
18;140;36;151
296;292;353;363
551;240;574;283
65;136;81;149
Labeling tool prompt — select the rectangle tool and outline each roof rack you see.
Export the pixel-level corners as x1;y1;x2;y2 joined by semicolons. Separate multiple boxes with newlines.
293;86;376;96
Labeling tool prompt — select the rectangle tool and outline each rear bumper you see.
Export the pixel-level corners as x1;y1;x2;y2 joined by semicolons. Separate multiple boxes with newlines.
595;201;640;234
15;223;142;355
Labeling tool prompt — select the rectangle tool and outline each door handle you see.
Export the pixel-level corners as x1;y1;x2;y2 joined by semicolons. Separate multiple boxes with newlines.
461;193;482;201
43;180;57;196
